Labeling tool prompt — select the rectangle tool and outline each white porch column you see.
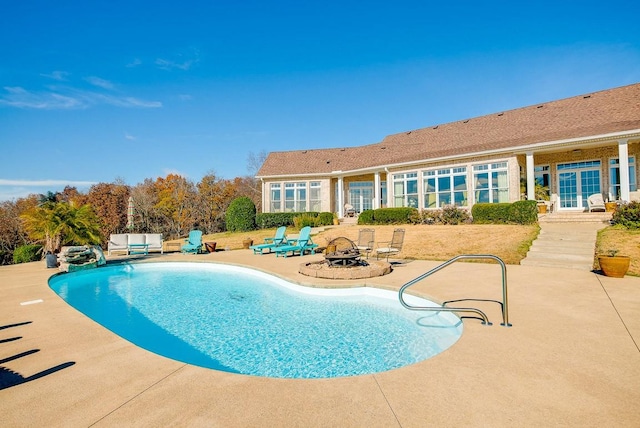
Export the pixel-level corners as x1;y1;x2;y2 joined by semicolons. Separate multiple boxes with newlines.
337;176;344;218
385;169;393;207
373;172;380;209
619;139;630;202
526;152;535;201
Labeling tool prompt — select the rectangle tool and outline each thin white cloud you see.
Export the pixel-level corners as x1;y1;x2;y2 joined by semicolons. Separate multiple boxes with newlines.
124;132;136;141
155;58;196;71
0;86;162;110
0;86;83;109
126;58;142;68
120;97;162;108
40;71;69;81
178;94;193;101
155;48;201;71
0;179;97;187
85;76;115;90
0;179;99;201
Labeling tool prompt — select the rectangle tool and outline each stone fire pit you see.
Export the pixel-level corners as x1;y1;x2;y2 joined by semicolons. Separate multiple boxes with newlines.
299;237;392;279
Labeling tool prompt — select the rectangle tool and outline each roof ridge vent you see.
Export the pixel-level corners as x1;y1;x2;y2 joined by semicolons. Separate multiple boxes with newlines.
498;113;504;116
537;105;544;108
583;95;591;99
463;120;469;123
433;125;438;129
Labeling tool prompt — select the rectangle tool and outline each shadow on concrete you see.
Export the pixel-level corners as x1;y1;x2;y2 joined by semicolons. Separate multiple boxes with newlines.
0;362;75;390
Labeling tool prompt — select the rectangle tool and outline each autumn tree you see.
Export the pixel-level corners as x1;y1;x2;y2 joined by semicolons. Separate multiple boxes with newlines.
0;198;35;264
154;174;198;238
130;178;162;233
86;182;130;244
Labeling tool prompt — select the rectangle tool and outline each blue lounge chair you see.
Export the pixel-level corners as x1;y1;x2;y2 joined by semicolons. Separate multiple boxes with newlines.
274;226;318;258
250;226;288;254
181;230;203;254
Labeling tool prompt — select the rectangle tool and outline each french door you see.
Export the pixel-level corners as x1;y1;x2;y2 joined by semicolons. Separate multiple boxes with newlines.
557;161;601;210
349;182;374;213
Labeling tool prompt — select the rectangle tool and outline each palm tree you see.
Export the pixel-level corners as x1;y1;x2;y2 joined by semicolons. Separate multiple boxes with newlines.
20;201;103;254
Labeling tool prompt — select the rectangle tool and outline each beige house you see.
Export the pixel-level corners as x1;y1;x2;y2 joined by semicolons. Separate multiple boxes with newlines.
256;83;640;217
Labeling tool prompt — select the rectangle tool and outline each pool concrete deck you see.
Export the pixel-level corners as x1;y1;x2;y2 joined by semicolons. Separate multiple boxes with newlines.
1;250;639;427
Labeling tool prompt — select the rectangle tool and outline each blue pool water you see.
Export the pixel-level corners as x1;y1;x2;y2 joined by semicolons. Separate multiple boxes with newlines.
49;262;462;379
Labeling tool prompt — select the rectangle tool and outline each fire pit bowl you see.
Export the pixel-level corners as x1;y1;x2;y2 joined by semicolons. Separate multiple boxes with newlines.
324;237;361;267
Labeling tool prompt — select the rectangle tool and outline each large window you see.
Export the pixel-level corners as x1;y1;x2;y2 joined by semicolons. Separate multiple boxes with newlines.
393;172;418;207
609;157;636;200
285;182;307;212
473;162;509;203
270;183;282;212
423;167;468;208
309;181;321;212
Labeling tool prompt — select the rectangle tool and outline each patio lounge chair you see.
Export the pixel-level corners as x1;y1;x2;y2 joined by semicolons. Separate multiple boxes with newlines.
376;228;405;261
274;226;318;258
181;230;203;254
250;226;288;254
356;228;375;259
587;193;606;212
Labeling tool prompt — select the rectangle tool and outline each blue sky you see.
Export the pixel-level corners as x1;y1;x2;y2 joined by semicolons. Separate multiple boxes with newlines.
1;0;639;201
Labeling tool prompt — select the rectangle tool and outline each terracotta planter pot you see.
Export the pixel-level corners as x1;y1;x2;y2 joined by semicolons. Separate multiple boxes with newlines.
598;256;630;278
537;204;547;214
242;238;253;249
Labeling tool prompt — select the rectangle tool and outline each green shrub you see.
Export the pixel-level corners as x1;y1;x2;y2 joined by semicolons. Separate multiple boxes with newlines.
316;212;334;226
293;213;317;229
225;197;257;232
373;207;417;224
613;201;640;228
471;203;511;224
255;212;320;229
508;200;538;224
472;201;538;224
13;244;42;264
357;209;374;224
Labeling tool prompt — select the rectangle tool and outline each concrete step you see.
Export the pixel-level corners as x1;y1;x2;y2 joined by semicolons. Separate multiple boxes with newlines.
521;221;604;271
527;246;594;257
526;250;593;262
520;258;594;271
539;212;611;223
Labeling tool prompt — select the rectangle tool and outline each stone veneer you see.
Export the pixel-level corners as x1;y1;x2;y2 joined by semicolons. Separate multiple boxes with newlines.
299;260;392;279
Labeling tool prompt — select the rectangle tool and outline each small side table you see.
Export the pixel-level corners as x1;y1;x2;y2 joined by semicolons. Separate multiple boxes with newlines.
205;242;217;253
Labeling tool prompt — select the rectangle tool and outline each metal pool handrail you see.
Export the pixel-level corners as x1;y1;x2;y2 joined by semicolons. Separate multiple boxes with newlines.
398;254;511;327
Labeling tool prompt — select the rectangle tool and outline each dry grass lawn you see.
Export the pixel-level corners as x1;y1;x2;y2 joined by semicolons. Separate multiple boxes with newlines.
186;224;540;265
171;222;640;275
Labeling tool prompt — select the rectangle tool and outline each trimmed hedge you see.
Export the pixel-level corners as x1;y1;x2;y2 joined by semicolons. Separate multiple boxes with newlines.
472;200;537;224
255;212;321;229
357;207;417;225
13;244;42;264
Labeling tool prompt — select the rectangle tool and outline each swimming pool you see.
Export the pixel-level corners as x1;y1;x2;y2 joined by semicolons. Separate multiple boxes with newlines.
49;262;462;379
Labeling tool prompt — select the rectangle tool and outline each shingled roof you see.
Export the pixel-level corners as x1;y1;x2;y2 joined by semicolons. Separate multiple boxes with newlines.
257;83;640;177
